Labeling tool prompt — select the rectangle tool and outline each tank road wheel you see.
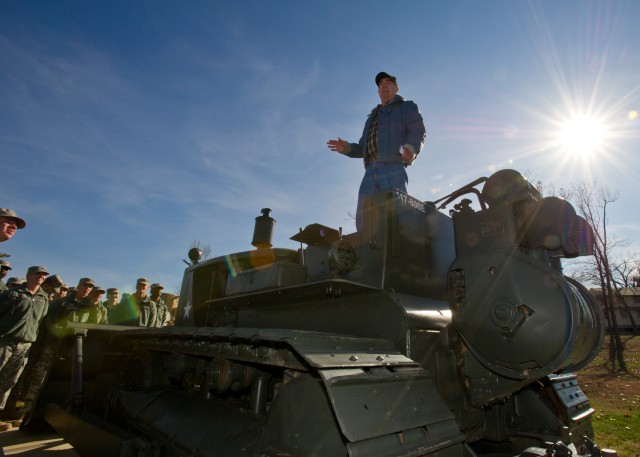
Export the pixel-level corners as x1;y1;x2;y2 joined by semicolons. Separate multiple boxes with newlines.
205;358;254;394
120;348;166;391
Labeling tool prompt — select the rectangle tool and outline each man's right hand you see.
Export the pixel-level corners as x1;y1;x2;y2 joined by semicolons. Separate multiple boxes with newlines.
327;138;348;153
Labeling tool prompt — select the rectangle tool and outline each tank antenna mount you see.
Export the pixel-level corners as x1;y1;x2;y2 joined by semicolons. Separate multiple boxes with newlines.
188;248;202;265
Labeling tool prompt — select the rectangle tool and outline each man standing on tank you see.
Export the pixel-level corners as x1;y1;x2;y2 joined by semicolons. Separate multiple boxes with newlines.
327;72;426;232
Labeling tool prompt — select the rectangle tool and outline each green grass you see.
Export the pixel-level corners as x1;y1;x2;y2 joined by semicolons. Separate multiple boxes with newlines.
580;336;640;457
591;408;640;456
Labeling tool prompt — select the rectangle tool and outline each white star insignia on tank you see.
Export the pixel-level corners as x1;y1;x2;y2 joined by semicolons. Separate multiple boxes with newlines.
183;300;192;319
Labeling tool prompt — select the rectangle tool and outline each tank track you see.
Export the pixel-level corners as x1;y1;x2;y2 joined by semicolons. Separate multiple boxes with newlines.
104;327;467;457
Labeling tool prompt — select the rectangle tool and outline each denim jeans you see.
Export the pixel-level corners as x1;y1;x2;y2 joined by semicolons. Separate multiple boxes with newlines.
356;161;408;231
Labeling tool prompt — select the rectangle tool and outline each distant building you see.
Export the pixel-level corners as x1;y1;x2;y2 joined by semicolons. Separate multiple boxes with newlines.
591;287;640;332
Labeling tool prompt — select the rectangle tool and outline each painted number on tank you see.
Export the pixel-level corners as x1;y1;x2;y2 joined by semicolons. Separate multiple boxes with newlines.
394;189;426;213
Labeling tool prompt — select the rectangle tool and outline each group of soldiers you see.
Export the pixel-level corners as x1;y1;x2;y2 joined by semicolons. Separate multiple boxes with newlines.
0;208;174;431
46;277;173;330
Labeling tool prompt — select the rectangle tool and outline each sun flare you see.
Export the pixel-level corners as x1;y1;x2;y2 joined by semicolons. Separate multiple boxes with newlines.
556;115;608;157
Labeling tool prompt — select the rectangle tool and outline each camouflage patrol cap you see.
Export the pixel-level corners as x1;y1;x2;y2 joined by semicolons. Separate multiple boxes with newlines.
107;288;119;294
136;277;150;286
0;259;11;270
28;266;49;274
7;277;24;286
78;277;95;286
43;274;64;288
150;283;164;290
60;283;69;291
0;208;26;229
92;285;106;293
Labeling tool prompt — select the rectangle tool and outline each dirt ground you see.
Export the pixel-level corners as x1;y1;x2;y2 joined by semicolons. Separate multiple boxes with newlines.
577;335;640;414
0;428;79;456
577;334;639;456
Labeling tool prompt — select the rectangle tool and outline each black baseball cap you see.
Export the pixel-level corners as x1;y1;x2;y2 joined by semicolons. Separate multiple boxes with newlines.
375;71;398;87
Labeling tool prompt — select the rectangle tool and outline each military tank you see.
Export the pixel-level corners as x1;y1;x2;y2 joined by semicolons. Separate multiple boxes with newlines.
24;169;610;456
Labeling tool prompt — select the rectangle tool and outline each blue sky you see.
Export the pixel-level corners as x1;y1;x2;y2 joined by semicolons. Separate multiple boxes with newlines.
1;1;639;294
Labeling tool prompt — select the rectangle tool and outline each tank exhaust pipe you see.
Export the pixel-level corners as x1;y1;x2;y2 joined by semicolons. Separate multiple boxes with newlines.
252;208;275;249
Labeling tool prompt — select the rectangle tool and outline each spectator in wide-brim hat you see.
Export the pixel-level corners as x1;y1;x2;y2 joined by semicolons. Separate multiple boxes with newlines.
0;209;26;243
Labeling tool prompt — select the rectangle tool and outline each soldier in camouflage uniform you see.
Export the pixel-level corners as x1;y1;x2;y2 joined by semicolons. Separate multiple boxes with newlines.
125;278;156;327
150;283;171;327
47;277;94;335
41;274;64;301
84;286;108;324
52;283;68;301
0;209;26;243
0;260;12;292
103;288;120;324
0;266;49;430
5;278;24;290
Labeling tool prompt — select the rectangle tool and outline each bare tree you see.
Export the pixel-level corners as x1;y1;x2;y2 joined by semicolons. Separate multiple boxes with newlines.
568;182;628;372
611;255;640;287
633;269;640;287
182;240;213;267
191;240;212;261
173;280;183;297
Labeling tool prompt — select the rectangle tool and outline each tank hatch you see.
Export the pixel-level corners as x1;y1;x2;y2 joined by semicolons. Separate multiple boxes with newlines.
291;223;340;246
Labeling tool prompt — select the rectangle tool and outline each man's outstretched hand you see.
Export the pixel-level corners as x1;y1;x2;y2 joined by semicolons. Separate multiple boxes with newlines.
327;138;348;153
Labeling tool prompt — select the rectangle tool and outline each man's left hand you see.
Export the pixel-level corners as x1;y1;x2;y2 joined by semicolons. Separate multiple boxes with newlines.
400;146;416;164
